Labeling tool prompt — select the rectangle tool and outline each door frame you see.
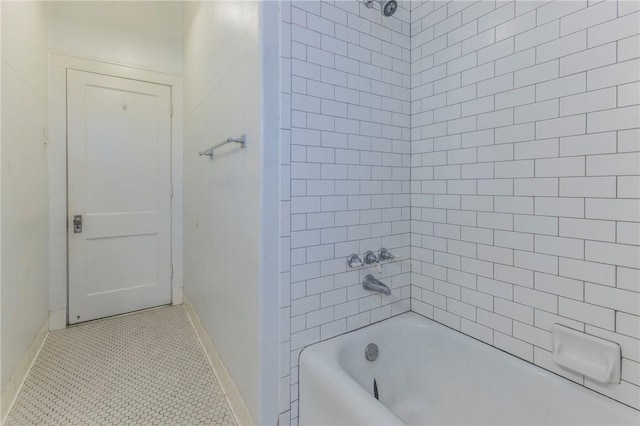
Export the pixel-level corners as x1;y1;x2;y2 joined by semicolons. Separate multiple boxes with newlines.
48;53;184;329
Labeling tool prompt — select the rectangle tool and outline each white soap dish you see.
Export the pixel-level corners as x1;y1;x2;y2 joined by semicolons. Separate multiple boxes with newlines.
551;324;621;384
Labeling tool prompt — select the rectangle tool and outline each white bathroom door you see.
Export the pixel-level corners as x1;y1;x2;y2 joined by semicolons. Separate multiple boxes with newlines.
67;70;172;324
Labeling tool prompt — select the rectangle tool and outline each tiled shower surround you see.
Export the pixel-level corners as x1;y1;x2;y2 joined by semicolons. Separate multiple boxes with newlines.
279;0;640;423
279;1;413;422
409;0;639;410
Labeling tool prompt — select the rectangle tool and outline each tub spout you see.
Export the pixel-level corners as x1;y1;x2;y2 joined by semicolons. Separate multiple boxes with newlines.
363;274;391;296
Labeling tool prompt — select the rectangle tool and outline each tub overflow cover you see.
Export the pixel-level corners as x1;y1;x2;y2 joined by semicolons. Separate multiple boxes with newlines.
365;343;379;362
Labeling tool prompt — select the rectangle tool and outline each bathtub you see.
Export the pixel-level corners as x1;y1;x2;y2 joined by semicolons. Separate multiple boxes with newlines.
299;312;639;426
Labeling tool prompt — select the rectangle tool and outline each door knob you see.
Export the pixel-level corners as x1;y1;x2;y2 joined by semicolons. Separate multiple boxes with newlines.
73;215;82;233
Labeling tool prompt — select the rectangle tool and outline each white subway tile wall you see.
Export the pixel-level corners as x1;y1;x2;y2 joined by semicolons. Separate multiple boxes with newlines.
411;0;639;411
280;1;412;423
279;0;640;424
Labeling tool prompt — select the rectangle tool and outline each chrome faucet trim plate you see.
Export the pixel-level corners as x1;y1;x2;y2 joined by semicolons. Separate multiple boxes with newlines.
347;249;395;268
365;343;379;362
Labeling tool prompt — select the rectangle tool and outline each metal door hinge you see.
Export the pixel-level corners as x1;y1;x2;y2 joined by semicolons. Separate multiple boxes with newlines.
170;184;174;199
170;264;174;279
170;102;173;117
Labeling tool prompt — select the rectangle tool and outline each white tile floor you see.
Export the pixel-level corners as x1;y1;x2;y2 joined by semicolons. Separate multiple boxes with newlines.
6;306;236;425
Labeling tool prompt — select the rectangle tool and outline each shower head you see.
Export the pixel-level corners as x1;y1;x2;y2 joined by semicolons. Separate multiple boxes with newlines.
363;0;398;17
380;0;398;16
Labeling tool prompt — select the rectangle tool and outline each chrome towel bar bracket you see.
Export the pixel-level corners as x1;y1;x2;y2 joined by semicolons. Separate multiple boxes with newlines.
199;135;246;159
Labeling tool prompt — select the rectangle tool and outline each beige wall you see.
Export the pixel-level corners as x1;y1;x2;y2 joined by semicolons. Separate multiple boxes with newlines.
47;1;182;75
182;1;262;422
1;0;50;391
46;1;184;314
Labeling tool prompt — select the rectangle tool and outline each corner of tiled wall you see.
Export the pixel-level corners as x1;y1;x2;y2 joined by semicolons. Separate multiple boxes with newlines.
279;1;293;424
280;0;640;422
279;0;414;423
410;0;639;410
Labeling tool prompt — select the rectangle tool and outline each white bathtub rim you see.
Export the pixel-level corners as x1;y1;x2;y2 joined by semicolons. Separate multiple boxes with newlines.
299;348;404;426
299;311;640;424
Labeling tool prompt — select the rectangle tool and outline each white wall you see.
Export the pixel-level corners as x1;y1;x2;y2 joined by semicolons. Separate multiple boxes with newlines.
182;1;267;422
259;1;282;424
1;0;49;391
410;0;640;410
278;1;413;423
47;1;182;75
47;1;184;315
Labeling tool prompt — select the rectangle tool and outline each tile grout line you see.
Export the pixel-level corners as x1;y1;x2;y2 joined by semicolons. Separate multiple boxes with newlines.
6;306;237;426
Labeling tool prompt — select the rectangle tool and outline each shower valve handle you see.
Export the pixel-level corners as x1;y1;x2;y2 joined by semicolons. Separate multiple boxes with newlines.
364;251;378;265
379;248;395;261
347;254;364;268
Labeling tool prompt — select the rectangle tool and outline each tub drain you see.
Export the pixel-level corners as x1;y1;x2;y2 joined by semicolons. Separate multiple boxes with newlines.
365;343;378;361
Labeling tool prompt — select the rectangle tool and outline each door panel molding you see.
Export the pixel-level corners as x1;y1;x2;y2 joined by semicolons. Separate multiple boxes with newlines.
48;55;183;327
67;70;172;324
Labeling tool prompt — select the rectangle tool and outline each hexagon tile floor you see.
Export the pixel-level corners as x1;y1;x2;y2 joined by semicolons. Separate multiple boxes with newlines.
6;306;237;425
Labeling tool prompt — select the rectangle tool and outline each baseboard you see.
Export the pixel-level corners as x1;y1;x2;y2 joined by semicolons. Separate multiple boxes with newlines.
172;286;184;305
1;318;49;425
183;296;254;426
49;309;66;331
